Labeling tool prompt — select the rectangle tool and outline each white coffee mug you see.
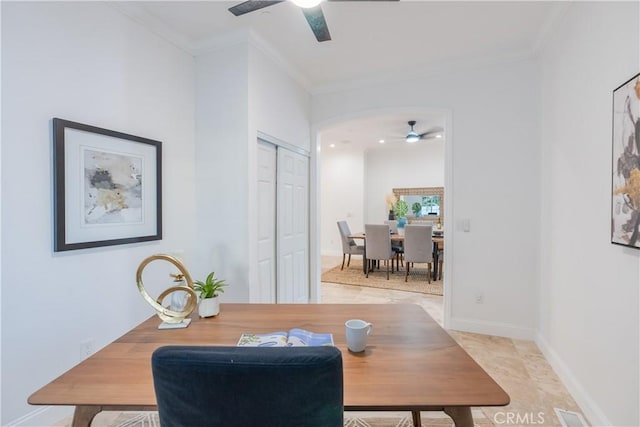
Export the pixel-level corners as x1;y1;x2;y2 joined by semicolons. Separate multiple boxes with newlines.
345;319;373;352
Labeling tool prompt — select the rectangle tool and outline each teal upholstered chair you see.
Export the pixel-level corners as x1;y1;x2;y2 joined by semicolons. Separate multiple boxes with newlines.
152;345;344;427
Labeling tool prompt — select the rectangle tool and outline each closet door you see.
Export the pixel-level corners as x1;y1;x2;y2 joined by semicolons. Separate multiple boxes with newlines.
276;148;309;303
256;141;277;303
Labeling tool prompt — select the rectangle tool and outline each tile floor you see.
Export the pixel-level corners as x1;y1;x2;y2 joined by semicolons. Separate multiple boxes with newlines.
321;255;587;426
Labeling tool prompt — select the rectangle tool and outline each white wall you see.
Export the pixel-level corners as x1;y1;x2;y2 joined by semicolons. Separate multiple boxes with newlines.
364;142;445;225
193;44;250;302
194;34;312;303
248;41;312;300
313;60;540;339
249;40;311;152
537;2;639;426
320;147;365;256
1;2;196;424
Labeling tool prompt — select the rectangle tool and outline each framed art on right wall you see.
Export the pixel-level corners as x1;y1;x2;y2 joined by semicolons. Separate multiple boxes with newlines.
612;72;640;248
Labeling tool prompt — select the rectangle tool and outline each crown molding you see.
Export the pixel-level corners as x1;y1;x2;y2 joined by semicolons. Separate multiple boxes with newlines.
530;1;574;56
106;1;195;55
108;1;312;91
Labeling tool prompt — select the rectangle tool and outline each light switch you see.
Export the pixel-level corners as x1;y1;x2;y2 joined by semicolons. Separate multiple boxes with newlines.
463;219;471;232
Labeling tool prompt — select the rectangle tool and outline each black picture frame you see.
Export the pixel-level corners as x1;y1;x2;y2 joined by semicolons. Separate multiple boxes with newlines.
53;118;162;251
611;73;640;248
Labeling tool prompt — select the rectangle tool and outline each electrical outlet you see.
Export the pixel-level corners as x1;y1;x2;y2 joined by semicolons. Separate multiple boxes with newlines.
80;339;95;360
474;293;484;304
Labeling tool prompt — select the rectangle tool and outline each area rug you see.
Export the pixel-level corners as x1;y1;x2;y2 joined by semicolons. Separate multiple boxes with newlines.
322;260;443;296
112;411;492;426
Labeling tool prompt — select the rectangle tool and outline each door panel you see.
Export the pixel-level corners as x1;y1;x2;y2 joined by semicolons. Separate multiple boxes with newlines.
256;141;276;303
277;148;309;303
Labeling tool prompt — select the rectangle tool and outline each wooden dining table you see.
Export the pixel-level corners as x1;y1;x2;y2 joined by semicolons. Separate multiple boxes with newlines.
28;303;509;427
349;232;444;278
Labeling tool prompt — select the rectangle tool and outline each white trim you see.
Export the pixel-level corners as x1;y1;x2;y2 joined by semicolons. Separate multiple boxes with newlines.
107;2;194;54
448;317;537;341
530;2;573;56
442;109;453;330
309;127;322;303
536;333;611;427
257;131;310;157
194;29;312;91
8;406;73;427
312;106;452;327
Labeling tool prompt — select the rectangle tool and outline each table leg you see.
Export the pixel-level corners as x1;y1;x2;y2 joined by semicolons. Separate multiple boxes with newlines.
443;406;474;427
411;410;421;426
432;241;439;280
362;245;367;274
72;405;102;427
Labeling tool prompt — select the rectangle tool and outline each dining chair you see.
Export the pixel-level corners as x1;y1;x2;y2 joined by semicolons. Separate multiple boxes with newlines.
152;345;344;427
384;220;398;234
364;224;394;280
337;221;365;270
403;224;434;283
385;220;404;269
436;240;444;280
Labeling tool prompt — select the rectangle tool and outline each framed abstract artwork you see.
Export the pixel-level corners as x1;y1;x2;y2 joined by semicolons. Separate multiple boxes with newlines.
53;118;162;251
611;73;640;248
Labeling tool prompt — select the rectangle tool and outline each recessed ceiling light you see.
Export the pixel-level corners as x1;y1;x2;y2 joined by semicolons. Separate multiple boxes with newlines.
436;134;443;139
379;139;385;144
329;143;335;148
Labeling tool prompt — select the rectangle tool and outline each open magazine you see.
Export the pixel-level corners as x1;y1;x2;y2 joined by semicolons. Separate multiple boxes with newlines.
237;328;334;347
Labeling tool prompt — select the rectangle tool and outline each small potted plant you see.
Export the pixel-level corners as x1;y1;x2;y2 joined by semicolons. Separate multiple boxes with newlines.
193;272;227;318
393;199;409;228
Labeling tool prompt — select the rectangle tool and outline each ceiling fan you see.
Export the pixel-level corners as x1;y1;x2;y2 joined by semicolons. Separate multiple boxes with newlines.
404;120;443;143
228;0;398;43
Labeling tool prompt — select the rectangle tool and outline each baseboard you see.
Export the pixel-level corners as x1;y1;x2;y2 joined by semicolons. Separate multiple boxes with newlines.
535;333;611;427
447;316;536;340
8;405;72;427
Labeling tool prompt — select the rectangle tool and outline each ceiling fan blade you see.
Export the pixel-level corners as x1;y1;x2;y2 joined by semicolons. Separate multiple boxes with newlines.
302;6;332;42
419;127;444;139
228;1;283;16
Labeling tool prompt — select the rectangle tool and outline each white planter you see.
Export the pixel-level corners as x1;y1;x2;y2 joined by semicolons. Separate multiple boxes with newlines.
198;297;220;318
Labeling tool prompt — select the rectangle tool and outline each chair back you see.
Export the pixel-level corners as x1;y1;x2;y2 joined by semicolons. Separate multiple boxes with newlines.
152;346;344;427
364;224;393;260
404;224;433;263
384;220;398;234
337;221;356;252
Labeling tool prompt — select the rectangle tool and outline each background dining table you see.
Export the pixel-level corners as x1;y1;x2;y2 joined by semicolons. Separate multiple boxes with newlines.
349;231;444;279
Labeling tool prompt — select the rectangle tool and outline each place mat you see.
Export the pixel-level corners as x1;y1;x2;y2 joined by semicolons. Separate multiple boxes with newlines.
322;259;443;296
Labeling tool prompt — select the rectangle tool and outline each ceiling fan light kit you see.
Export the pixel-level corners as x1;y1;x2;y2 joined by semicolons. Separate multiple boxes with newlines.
404;120;443;143
291;0;324;8
405;132;420;143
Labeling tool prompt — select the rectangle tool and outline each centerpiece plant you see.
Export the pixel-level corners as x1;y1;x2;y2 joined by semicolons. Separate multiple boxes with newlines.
393;199;409;228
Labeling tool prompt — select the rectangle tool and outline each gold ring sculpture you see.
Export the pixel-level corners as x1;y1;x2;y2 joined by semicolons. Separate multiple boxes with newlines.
136;254;198;323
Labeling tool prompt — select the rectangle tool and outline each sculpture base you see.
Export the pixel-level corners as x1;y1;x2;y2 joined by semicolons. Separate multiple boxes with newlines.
158;318;192;330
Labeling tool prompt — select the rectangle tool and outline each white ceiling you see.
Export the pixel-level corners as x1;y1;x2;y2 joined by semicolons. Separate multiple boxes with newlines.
320;111;446;151
112;0;566;149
